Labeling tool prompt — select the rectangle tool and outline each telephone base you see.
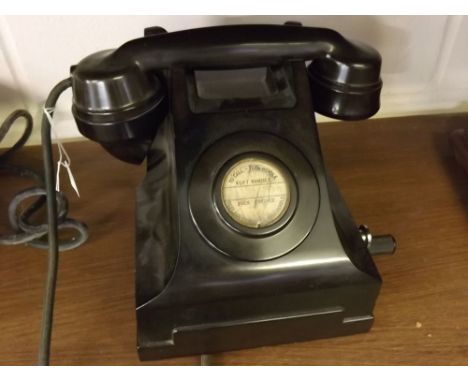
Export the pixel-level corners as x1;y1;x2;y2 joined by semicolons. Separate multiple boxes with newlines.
135;169;382;361
132;56;386;362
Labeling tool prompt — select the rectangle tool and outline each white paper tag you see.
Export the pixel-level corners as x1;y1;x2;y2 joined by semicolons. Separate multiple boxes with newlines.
44;107;80;198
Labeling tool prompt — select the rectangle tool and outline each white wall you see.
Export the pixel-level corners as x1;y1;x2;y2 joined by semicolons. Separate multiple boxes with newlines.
1;15;467;147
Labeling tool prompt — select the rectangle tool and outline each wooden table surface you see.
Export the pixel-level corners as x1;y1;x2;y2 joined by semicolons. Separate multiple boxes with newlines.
2;113;468;365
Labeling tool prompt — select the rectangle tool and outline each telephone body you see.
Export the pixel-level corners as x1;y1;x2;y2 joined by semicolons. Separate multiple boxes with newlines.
70;24;394;360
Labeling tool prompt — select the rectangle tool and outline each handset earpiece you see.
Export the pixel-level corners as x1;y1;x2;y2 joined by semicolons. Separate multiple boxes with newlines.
307;41;382;120
71;50;167;164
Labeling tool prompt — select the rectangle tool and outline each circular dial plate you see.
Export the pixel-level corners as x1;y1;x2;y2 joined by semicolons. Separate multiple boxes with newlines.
220;157;291;229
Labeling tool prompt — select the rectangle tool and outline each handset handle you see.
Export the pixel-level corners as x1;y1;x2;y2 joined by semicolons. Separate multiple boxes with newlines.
115;24;380;75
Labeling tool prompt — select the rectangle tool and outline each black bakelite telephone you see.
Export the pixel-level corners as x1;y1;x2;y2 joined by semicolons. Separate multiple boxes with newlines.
37;23;396;363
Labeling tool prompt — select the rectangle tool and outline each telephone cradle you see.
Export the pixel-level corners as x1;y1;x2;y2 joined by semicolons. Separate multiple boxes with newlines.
70;23;396;360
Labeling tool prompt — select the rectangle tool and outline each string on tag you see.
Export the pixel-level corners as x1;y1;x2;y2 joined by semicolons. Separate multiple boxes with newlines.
43;107;80;198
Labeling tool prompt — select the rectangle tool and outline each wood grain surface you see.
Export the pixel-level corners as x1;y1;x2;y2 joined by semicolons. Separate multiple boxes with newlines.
1;113;468;365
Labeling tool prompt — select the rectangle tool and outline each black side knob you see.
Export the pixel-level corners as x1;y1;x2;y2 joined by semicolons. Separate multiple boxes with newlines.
369;235;396;256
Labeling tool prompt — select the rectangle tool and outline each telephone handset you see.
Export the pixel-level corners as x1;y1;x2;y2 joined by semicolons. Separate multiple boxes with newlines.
71;24;382;163
40;23;395;362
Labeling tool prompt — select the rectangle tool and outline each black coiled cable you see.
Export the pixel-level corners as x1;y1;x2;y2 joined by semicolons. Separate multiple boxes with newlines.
0;109;88;250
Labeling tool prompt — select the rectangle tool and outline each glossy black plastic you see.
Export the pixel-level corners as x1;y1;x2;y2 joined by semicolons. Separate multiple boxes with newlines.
71;24;382;164
189;132;318;261
134;61;382;360
69;24;387;360
71;50;168;163
307;40;382;120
